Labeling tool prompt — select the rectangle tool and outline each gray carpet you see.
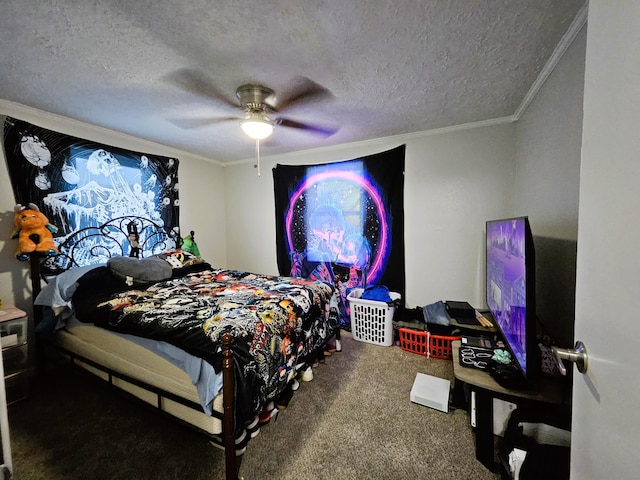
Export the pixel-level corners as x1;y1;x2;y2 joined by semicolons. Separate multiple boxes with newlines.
5;332;500;479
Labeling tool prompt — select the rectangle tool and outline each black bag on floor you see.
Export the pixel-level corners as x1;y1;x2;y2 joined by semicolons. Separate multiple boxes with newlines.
500;408;571;480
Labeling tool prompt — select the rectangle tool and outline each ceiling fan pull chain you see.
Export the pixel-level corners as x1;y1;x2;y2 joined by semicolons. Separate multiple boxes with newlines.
255;138;261;177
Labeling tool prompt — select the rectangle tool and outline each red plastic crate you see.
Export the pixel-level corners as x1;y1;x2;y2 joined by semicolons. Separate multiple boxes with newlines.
398;327;461;359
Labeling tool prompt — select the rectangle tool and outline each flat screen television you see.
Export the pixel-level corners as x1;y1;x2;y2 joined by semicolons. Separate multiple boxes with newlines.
486;216;538;386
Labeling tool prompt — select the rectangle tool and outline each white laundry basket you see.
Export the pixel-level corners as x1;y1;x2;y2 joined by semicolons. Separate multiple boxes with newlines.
347;288;401;346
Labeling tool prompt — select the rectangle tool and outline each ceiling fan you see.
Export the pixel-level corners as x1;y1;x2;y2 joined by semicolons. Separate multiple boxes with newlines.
166;69;339;140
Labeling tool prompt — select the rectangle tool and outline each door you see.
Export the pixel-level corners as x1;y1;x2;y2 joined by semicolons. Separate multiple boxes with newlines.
571;2;640;478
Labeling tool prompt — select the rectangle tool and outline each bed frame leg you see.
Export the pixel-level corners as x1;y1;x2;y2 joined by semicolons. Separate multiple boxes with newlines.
222;332;239;480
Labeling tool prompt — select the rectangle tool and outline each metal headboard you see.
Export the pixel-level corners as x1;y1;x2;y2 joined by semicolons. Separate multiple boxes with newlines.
40;216;181;277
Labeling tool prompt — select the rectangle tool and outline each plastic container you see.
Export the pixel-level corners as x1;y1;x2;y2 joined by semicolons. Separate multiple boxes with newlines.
348;288;401;346
398;327;461;359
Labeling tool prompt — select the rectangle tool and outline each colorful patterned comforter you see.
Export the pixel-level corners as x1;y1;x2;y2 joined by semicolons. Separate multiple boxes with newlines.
72;265;338;429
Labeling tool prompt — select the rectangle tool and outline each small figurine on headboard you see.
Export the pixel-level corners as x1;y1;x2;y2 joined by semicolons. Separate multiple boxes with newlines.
127;221;140;258
10;203;58;261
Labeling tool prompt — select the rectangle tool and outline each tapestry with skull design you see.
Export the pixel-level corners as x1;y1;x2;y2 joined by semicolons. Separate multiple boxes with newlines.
273;145;406;328
3;117;179;252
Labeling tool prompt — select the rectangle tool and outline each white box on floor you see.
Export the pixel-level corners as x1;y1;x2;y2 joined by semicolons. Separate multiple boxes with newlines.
410;373;451;413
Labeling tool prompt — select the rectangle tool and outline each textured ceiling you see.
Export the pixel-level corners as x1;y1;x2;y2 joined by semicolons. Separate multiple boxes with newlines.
0;0;586;163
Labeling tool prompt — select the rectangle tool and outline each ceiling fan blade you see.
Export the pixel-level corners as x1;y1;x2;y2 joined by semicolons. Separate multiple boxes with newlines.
275;117;339;137
164;68;238;109
275;76;335;111
168;116;238;129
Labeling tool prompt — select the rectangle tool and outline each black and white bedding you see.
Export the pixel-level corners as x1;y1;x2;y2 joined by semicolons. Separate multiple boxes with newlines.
37;256;338;430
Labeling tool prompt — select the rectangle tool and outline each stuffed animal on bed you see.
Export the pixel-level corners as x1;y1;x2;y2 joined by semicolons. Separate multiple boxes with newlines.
11;203;58;261
181;230;201;258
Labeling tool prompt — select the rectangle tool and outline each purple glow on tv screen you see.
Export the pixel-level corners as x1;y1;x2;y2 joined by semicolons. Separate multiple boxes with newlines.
486;217;529;375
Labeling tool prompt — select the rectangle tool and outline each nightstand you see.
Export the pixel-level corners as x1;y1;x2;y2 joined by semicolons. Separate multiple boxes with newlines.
0;305;29;405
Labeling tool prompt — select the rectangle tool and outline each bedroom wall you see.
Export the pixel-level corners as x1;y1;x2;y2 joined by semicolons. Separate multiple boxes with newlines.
0;101;228;317
224;124;516;310
512;25;586;347
514;25;585;241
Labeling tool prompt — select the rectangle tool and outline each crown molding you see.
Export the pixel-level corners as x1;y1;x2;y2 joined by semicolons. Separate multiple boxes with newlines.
513;3;589;120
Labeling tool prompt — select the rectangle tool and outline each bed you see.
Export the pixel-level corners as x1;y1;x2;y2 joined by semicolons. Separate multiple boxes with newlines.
29;216;339;480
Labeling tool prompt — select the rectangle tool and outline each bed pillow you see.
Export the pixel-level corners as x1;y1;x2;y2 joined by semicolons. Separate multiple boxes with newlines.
107;256;172;286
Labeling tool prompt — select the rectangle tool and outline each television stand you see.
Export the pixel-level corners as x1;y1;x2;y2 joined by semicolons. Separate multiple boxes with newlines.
451;341;568;471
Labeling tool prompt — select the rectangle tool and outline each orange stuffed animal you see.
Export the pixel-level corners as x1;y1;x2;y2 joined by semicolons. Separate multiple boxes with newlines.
11;203;58;261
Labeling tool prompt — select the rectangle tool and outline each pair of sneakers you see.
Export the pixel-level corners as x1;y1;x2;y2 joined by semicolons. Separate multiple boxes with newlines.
326;338;342;353
317;338;341;364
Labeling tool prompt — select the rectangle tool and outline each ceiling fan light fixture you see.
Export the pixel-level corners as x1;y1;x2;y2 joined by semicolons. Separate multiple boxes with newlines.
240;112;274;140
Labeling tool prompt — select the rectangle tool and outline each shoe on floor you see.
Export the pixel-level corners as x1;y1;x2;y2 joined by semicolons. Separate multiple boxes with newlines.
301;366;314;382
258;401;277;425
276;383;294;410
318;351;326;364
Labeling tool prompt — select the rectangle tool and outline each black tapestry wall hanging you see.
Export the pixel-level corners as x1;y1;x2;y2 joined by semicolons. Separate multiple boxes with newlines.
3;117;179;261
273;145;406;328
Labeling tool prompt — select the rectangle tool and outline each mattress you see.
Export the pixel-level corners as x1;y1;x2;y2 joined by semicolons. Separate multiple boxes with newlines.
56;324;224;435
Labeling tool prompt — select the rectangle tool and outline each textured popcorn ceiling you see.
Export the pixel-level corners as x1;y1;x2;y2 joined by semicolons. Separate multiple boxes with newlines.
0;0;586;162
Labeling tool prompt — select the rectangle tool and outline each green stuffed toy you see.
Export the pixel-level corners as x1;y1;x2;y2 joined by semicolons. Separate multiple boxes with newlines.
181;230;200;258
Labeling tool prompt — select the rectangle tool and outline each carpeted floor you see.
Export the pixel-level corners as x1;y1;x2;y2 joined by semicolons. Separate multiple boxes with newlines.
4;331;500;480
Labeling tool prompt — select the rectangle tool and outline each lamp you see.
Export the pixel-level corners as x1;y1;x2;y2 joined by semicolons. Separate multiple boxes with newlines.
240;112;274;140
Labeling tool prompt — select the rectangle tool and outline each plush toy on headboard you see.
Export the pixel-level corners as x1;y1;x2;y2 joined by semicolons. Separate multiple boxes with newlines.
181;230;201;258
10;203;58;261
